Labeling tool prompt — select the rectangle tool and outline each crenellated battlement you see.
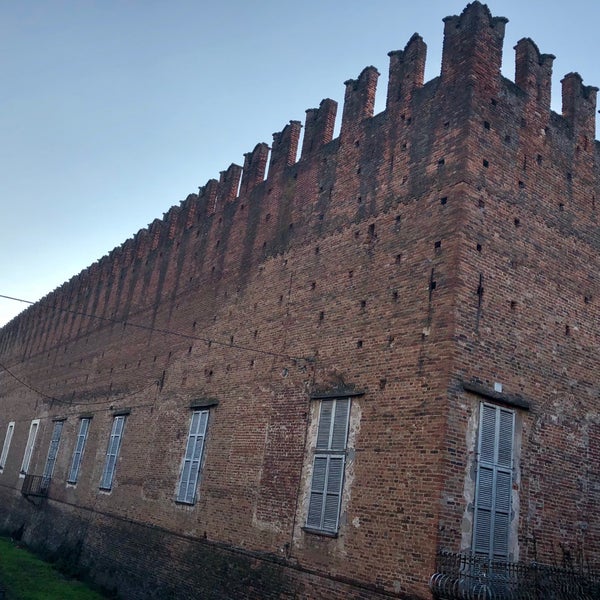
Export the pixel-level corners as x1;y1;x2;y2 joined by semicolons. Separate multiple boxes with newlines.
514;38;554;104
269;120;302;176
386;33;426;112
340;66;380;138
2;1;598;358
441;1;507;93
301;99;337;159
562;72;598;141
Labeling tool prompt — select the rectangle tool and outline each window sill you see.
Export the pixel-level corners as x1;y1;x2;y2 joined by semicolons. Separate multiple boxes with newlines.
302;527;338;538
174;499;196;506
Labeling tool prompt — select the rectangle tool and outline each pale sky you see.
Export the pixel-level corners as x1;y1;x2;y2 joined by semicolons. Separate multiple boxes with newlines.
1;1;598;327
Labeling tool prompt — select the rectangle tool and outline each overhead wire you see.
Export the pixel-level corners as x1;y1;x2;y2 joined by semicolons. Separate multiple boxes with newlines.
0;293;313;363
0;291;317;408
0;357;161;407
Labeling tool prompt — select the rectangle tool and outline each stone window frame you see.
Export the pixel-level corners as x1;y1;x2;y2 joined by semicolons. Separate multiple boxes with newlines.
460;381;528;562
301;389;363;537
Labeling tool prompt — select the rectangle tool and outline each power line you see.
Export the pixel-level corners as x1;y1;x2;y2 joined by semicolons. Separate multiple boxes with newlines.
0;358;160;407
0;293;313;363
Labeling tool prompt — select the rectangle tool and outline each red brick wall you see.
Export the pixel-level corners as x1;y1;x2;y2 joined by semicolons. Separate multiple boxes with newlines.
0;3;598;598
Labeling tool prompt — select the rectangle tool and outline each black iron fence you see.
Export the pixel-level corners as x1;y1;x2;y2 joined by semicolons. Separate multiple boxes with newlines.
21;474;50;497
430;551;600;600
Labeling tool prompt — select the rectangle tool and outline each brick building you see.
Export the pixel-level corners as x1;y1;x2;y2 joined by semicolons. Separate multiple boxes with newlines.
0;3;599;598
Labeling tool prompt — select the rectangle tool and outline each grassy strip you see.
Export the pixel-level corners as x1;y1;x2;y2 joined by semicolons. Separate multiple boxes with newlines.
0;536;107;600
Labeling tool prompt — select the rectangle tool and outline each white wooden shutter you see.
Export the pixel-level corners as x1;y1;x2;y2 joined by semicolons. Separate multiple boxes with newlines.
43;421;64;479
100;415;125;490
68;418;90;483
473;403;515;559
177;410;209;504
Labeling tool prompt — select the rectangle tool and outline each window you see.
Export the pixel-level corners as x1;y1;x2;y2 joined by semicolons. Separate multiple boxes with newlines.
472;403;515;560
306;398;351;533
42;420;64;479
21;419;40;475
177;410;209;504
100;415;126;490
68;418;91;484
0;422;15;470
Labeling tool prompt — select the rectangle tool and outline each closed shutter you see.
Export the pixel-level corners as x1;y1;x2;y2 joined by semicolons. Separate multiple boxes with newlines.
68;418;90;484
306;399;350;532
100;415;126;490
177;410;209;504
43;421;64;479
473;403;515;559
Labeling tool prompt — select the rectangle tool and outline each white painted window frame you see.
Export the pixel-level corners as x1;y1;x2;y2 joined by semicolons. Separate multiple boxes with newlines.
20;419;40;476
0;421;15;470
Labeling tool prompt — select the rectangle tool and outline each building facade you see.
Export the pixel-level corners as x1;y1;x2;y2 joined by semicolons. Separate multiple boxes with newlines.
0;3;599;598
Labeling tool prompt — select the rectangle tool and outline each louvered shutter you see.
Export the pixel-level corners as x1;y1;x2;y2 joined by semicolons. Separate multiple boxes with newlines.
306;399;350;532
177;410;209;504
306;456;327;528
100;416;125;490
322;456;345;531
316;402;333;449
43;421;64;479
472;403;515;560
68;418;90;484
331;400;350;450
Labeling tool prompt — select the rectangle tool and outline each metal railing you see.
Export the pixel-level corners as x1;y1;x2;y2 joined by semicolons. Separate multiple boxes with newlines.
21;474;50;497
430;551;600;600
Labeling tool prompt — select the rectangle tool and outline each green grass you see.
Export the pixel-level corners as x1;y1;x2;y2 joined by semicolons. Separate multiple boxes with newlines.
0;536;107;600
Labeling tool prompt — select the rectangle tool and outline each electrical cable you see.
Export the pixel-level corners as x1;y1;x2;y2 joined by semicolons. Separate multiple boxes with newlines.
0;291;317;408
0;358;160;407
0;293;312;363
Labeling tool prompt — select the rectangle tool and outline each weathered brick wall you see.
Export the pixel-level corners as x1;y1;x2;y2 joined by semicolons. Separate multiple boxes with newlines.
0;3;598;598
435;4;600;571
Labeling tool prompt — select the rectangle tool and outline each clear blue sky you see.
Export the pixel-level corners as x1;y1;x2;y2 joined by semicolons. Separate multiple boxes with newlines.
1;1;598;326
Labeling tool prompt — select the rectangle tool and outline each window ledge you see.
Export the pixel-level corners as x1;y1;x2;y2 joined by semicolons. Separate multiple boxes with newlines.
302;527;339;538
310;389;365;400
174;499;196;507
461;380;530;410
190;398;219;410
